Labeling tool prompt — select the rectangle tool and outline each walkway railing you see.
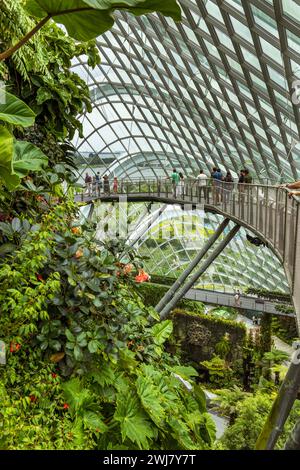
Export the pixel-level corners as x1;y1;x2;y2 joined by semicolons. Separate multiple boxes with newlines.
78;178;300;330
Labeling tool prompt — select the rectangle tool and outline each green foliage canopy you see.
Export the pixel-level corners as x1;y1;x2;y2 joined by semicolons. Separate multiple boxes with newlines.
25;0;182;41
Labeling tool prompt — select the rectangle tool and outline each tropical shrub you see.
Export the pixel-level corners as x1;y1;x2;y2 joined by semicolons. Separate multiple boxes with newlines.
245;287;291;303
218;391;300;450
199;356;233;388
272;316;298;345
0;202;214;450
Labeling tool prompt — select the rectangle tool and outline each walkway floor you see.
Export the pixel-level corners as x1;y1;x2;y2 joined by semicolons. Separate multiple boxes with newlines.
272;335;294;358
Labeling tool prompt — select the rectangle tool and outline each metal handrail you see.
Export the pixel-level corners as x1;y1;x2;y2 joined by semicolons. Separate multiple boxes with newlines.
78;179;299;329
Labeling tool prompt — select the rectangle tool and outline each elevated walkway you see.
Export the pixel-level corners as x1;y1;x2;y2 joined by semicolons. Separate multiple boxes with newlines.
76;179;300;330
184;288;292;316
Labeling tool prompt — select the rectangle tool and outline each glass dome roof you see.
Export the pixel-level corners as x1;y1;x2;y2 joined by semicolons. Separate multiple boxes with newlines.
72;0;300;183
72;0;300;293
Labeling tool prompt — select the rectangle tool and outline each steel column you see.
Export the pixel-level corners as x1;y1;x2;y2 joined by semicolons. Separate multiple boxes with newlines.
256;348;300;450
159;224;241;320
155;218;230;313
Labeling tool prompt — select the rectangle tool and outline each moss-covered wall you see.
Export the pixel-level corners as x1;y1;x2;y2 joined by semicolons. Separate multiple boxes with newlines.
171;309;247;364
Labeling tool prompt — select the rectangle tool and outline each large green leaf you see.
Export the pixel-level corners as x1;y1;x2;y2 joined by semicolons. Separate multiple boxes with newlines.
25;0;181;41
151;319;173;345
198;413;216;446
61;378;94;411
13;141;48;177
83;411;108;432
135;375;165;428
0;91;36;127
90;363;115;387
0;127;19;190
114;388;155;449
171;365;199;380
84;0;182;18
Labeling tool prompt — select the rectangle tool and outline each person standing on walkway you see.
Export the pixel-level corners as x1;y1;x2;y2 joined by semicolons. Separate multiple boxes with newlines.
85;173;92;197
103;175;110;195
95;172;102;196
234;289;241;307
244;169;253;184
212;168;223;204
171;168;180;198
238;170;245;189
238;169;246;203
197;169;208;202
113;176;118;193
178;172;185;198
223;170;234;204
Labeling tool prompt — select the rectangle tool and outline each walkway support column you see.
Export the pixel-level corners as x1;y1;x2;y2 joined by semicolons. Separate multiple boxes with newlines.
255;348;300;450
155;218;230;313
159;223;241;320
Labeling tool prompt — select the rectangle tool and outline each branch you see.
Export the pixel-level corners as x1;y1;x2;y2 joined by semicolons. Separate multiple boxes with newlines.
0;16;51;61
0;5;128;62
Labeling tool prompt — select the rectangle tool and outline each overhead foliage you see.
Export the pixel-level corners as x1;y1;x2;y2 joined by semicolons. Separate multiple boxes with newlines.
0;0;181;60
0;0;99;141
0;90;35;127
23;0;182;41
0;90;48;189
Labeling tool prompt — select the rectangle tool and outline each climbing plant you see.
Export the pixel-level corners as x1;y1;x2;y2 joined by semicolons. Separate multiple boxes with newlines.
0;203;214;449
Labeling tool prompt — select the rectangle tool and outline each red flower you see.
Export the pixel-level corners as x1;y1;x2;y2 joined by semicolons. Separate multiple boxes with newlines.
63;403;70;410
135;269;151;283
36;274;44;282
10;342;21;353
51;373;57;379
29;395;37;402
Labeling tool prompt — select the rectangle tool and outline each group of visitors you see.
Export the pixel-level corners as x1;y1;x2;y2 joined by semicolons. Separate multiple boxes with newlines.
167;167;253;203
84;173;118;196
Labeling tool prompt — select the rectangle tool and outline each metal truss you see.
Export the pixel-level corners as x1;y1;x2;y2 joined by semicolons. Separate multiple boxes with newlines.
71;0;299;292
72;0;300;183
90;200;289;294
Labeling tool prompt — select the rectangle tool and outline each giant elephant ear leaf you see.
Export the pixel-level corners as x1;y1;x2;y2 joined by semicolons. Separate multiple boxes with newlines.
13;141;48;177
25;0;181;42
83;0;182;20
0;126;20;190
0;91;36;127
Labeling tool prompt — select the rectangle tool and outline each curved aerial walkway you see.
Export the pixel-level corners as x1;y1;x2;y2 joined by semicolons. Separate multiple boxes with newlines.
76;179;300;331
184;287;292;316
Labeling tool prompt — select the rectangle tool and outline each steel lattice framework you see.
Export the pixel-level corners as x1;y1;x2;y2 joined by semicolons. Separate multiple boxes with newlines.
72;0;300;293
72;0;300;182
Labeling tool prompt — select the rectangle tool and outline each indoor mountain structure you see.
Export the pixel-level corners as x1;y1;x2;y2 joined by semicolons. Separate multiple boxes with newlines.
1;0;300;457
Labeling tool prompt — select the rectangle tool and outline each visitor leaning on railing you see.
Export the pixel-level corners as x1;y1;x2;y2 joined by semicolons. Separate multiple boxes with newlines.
280;180;300;198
